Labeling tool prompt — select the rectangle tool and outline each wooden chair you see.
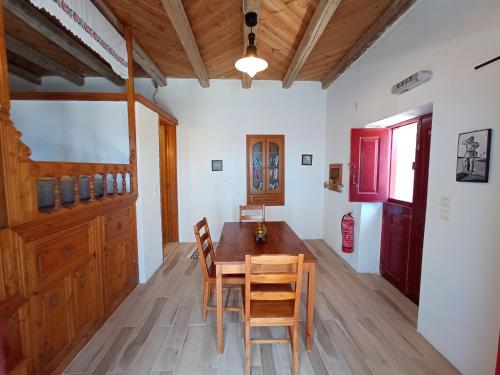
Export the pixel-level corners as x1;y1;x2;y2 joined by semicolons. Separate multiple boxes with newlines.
239;204;265;222
242;254;304;375
193;217;244;320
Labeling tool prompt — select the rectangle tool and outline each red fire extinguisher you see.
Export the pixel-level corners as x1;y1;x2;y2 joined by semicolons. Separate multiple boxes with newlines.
341;212;354;253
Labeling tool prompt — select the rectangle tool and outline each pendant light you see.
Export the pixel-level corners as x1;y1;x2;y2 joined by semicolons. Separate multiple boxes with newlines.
235;12;268;78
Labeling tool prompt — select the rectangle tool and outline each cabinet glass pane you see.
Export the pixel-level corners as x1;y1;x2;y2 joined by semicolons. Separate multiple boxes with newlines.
252;142;264;191
268;142;280;190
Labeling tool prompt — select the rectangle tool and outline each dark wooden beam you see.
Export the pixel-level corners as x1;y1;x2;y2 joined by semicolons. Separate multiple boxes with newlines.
283;0;342;89
160;0;209;88
8;63;41;85
93;0;167;87
6;35;84;86
321;0;416;89
4;0;124;86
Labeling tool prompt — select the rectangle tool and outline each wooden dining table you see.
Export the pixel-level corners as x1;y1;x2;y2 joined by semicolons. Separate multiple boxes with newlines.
215;221;317;354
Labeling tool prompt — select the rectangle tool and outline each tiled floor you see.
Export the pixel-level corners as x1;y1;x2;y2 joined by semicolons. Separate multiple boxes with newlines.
64;240;459;375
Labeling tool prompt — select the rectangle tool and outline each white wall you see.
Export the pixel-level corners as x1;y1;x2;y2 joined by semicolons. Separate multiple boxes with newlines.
323;0;500;373
135;102;163;283
152;79;326;242
11;100;129;163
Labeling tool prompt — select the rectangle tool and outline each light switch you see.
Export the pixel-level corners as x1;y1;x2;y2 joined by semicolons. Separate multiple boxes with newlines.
440;196;450;221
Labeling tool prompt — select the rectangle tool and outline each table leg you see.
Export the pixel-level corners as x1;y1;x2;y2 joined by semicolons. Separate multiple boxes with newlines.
216;264;224;354
306;263;316;351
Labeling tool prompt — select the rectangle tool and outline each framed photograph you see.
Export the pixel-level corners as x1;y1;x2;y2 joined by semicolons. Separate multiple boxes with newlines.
211;160;223;172
302;154;313;166
456;129;492;183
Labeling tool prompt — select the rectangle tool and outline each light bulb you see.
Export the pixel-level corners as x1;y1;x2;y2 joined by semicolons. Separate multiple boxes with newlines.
235;56;268;78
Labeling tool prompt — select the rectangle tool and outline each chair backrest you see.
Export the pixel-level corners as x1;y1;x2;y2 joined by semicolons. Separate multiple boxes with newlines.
239;204;265;222
244;254;304;320
193;217;216;282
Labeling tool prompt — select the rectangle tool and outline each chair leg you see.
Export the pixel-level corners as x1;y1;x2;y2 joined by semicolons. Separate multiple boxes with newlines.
245;322;251;375
292;322;299;375
202;282;209;321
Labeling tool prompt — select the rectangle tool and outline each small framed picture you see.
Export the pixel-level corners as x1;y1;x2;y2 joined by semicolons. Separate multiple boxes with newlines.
302;154;313;166
211;160;223;171
456;129;492;183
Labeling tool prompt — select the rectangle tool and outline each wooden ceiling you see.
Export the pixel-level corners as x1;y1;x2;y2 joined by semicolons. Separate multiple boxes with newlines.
3;0;415;89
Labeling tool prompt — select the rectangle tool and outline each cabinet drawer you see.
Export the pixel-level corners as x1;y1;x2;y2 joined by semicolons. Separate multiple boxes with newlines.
32;225;90;284
105;208;131;242
249;194;284;205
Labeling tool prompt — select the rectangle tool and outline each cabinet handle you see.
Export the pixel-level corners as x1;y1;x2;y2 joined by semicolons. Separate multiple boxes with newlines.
49;295;59;308
79;274;87;286
63;247;73;257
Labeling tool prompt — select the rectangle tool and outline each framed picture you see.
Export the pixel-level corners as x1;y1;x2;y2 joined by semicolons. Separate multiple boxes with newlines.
328;163;343;191
302;154;313;166
456;129;492;183
211;160;223;171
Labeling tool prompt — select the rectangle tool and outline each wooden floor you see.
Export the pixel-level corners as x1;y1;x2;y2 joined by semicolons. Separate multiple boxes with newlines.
64;240;459;375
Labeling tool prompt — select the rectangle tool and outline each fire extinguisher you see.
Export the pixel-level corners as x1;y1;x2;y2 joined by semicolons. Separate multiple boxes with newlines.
341;212;354;253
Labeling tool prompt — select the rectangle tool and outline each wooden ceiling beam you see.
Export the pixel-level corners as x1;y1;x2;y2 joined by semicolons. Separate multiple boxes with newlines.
241;0;262;89
160;0;209;88
4;0;124;86
8;63;41;85
322;0;416;89
6;35;84;86
282;0;342;89
92;0;167;87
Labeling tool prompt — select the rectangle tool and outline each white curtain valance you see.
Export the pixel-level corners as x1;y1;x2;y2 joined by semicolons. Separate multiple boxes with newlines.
29;0;128;79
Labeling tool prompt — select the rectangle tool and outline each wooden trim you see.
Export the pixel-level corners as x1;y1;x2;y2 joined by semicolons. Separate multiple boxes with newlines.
282;0;342;89
0;0;10;112
92;0;167;87
241;0;261;89
6;35;84;86
160;0;209;88
9;92;178;125
4;0;124;86
322;0;417;89
10;92;127;101
135;94;177;125
124;24;137;193
0;0;10;228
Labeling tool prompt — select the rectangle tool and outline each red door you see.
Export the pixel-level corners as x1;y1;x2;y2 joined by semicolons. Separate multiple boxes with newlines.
380;202;412;292
350;128;391;202
379;115;432;304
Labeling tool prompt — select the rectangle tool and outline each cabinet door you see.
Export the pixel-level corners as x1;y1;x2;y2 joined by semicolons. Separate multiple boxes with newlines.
103;238;126;308
71;259;99;335
266;137;284;195
248;136;266;195
125;238;138;285
32;277;71;371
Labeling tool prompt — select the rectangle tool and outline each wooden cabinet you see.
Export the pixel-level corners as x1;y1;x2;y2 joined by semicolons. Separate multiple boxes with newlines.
246;135;285;206
103;235;127;309
31;277;71;373
70;259;99;335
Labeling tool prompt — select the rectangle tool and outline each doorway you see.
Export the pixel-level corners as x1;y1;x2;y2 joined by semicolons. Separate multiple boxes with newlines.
159;119;179;259
380;114;432;304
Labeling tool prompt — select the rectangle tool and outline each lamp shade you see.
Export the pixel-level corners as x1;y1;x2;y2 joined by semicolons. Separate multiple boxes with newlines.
235;55;268;78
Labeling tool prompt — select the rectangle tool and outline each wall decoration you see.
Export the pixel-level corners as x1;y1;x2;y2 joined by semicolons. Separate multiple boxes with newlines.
456;129;491;182
302;154;313;166
212;160;223;171
328;163;344;191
